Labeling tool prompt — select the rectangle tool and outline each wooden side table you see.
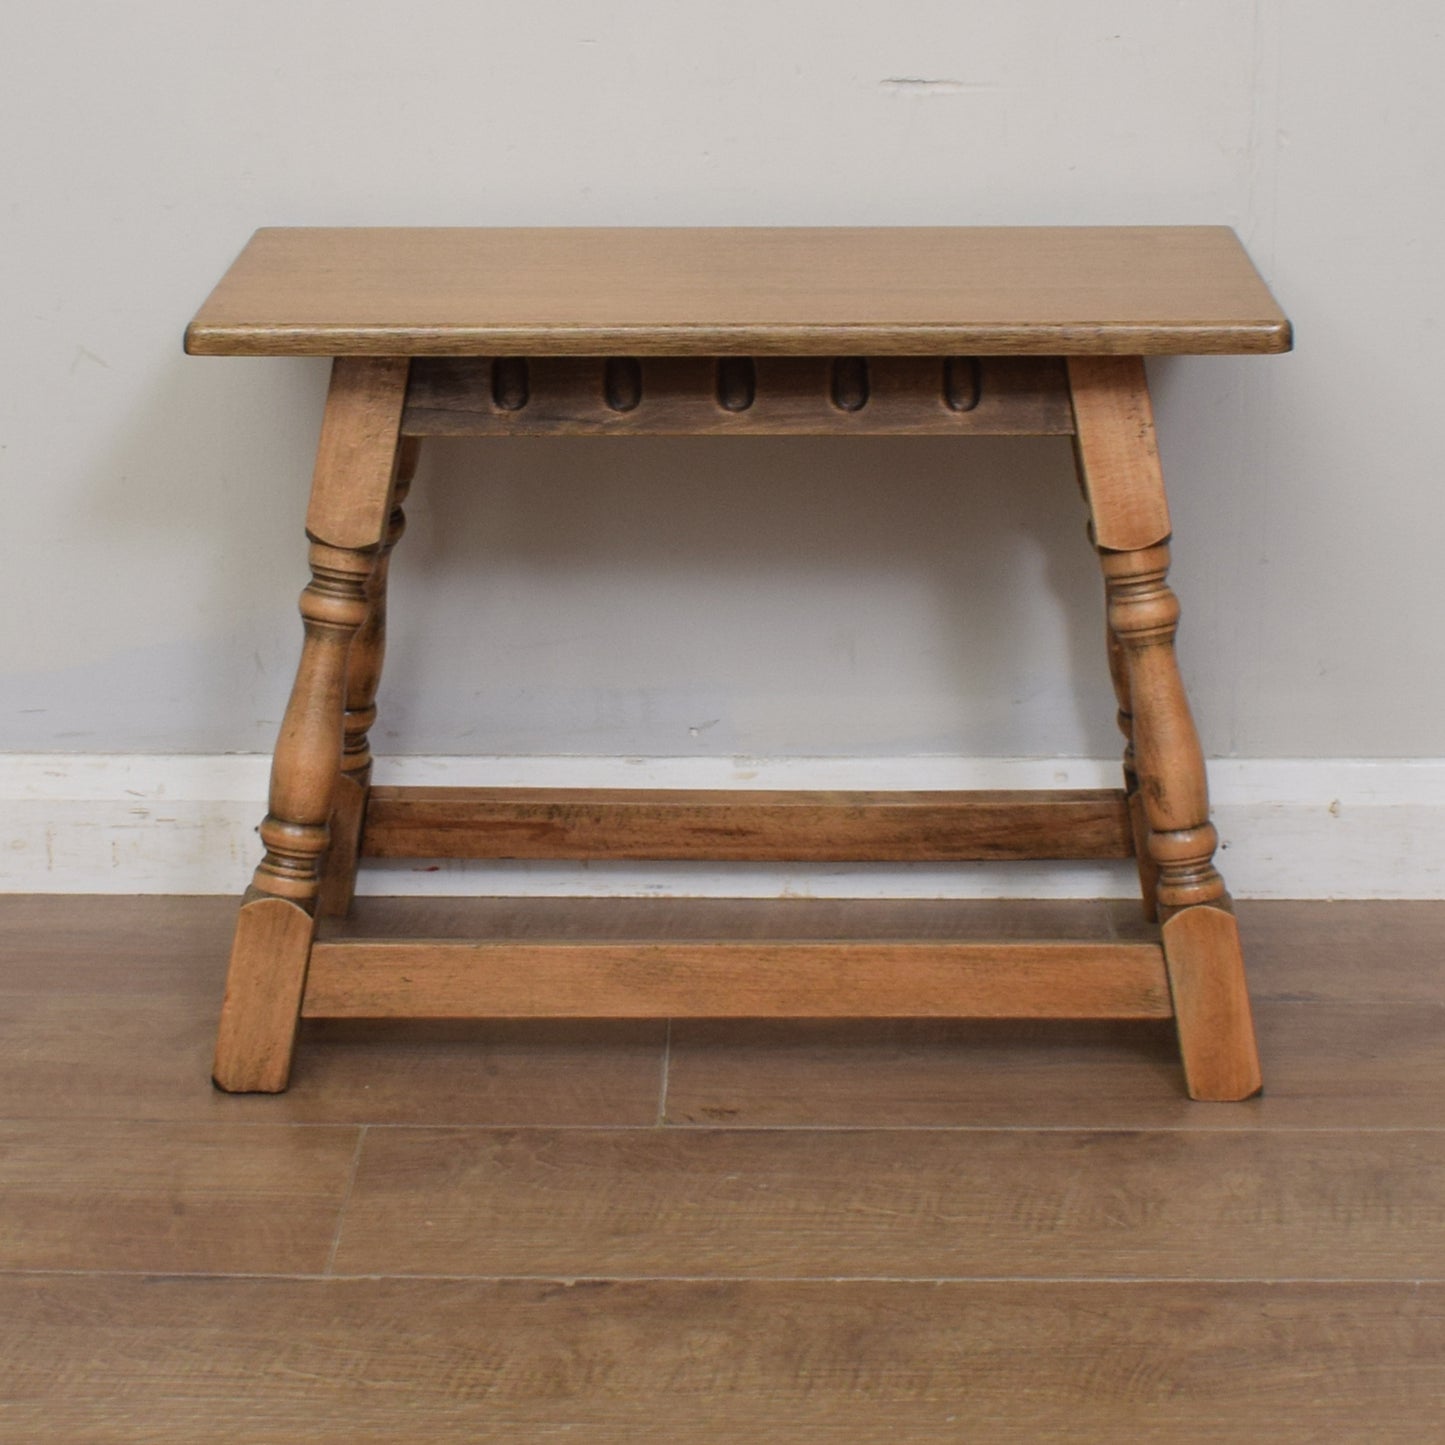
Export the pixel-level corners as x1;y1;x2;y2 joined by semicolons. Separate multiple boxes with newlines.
186;226;1290;1101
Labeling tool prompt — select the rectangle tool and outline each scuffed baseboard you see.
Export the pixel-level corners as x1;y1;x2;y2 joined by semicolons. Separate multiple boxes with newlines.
1;754;1441;899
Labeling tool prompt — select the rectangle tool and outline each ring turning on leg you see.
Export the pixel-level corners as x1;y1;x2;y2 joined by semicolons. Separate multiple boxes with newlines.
1071;356;1261;1101
213;359;410;1092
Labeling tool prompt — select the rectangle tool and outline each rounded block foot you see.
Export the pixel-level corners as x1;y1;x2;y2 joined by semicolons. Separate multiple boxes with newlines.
1161;904;1263;1102
213;894;315;1093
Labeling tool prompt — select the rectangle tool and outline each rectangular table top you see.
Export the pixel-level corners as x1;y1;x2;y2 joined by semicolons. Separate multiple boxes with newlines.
185;226;1290;358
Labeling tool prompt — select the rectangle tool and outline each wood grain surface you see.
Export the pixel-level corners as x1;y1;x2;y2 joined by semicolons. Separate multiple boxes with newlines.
359;786;1134;862
1069;354;1173;551
330;1126;1445;1280
184;226;1291;357
2;897;1441;1442
0;1121;357;1274
212;893;315;1092
3;898;1441;1125
401;355;1077;435
214;358;411;1093
301;937;1171;1020
2;1277;1439;1443
663;1000;1445;1132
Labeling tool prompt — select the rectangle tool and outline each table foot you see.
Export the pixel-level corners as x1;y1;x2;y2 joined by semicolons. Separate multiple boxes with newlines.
213;893;315;1092
1162;904;1263;1101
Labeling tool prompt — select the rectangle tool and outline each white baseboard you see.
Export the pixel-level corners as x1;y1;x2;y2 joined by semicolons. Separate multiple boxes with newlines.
2;754;1442;899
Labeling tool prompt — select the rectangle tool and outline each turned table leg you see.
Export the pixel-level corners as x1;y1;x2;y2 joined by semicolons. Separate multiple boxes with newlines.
1106;617;1160;922
317;436;420;919
213;358;410;1092
1069;357;1262;1102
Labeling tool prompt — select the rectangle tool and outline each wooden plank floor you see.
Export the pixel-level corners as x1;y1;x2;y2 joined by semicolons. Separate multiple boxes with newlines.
0;896;1442;1441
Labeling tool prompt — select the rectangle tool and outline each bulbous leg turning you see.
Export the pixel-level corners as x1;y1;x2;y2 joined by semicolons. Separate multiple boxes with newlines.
1071;356;1261;1101
1101;544;1260;1100
214;359;410;1093
317;436;421;919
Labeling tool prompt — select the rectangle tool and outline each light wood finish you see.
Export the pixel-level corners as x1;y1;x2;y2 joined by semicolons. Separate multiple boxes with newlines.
301;938;1171;1020
2;899;1444;1439
316;773;365;919
188;227;1289;1101
1068;355;1262;1100
1161;904;1264;1101
334;894;1136;945
214;358;409;1093
1106;618;1160;919
359;786;1134;862
1099;544;1224;916
1104;540;1260;1097
5;899;1444;1132
185;226;1291;357
1068;355;1172;552
212;894;314;1093
402;355;1076;435
334;1125;1445;1281
0;897;668;1126
304;357;412;549
318;435;420;918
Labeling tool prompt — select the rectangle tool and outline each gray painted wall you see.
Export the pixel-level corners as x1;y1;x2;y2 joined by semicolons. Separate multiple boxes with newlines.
4;3;1441;759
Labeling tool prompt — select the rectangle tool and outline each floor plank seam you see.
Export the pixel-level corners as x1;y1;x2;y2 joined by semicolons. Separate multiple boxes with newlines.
4;1118;1444;1133
1;1268;1439;1286
328;1122;1445;1135
322;1126;368;1276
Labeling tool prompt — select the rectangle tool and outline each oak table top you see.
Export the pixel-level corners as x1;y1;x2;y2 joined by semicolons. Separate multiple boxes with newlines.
184;226;1290;359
